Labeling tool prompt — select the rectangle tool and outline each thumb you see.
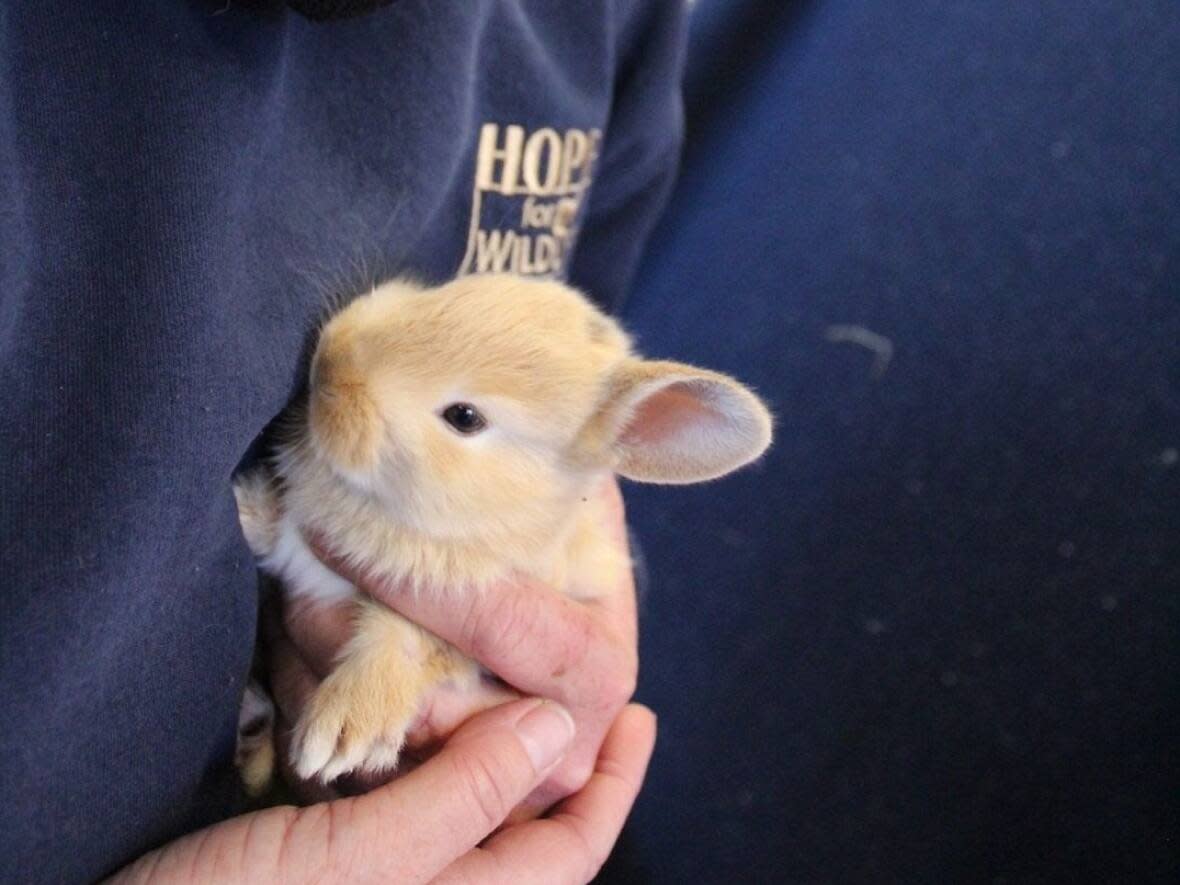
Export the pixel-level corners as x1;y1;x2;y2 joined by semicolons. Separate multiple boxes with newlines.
107;699;575;885
325;697;577;881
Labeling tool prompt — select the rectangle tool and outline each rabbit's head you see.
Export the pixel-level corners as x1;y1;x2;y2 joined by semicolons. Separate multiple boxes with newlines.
305;274;772;540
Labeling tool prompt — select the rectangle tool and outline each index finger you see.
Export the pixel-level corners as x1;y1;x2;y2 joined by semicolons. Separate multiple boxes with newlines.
433;704;658;885
334;697;576;882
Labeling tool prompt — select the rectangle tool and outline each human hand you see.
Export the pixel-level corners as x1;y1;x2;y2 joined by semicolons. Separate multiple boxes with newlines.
111;699;656;884
270;478;639;815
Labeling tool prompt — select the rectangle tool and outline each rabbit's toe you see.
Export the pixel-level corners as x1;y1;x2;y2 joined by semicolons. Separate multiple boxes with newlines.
291;675;412;784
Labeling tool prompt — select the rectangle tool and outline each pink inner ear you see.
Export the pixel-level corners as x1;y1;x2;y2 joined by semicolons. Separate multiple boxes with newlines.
620;382;719;446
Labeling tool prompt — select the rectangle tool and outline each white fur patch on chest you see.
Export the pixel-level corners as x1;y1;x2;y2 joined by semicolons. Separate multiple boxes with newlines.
262;513;358;605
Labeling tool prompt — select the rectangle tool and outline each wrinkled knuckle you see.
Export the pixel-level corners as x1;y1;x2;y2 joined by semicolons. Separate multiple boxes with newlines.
321;804;361;881
450;749;515;833
465;590;535;664
284;803;353;882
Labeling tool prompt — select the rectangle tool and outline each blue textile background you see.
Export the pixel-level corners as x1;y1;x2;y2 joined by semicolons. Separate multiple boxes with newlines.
604;1;1179;881
0;2;685;879
0;0;1175;881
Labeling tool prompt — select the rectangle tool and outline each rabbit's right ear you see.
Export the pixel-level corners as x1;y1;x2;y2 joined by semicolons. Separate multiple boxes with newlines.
582;360;773;484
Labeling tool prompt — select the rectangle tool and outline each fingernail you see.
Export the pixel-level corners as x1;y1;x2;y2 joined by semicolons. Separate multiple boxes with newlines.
515;701;576;773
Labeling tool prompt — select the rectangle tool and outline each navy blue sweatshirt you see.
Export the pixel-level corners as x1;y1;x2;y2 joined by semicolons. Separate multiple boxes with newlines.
0;2;686;879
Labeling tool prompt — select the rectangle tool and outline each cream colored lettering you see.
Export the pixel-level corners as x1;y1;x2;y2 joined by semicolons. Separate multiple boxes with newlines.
475;228;516;273
513;234;536;274
521;128;562;196
534;234;563;273
559;129;588;193
460;123;600;277
521;196;558;229
474;123;526;195
510;233;564;275
551;197;580;238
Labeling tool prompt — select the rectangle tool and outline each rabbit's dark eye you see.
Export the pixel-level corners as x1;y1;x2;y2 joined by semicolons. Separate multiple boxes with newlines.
441;403;487;435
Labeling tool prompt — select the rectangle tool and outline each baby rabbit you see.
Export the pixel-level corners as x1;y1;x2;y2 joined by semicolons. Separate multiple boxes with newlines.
234;273;772;790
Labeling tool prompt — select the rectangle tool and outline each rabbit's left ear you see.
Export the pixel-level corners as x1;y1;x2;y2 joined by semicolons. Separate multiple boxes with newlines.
587;360;773;484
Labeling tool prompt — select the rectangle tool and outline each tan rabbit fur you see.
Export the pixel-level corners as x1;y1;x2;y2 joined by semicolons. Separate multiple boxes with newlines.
234;273;773;789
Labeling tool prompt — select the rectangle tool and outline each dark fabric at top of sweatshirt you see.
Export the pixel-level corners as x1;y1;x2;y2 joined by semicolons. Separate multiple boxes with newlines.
0;2;686;880
286;0;394;22
239;0;396;23
598;0;1180;882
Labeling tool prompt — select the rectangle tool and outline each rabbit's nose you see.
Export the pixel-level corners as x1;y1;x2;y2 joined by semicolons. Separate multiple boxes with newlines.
311;333;359;393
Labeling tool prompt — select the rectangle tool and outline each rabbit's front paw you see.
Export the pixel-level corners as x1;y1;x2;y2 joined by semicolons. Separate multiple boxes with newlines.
290;667;416;784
